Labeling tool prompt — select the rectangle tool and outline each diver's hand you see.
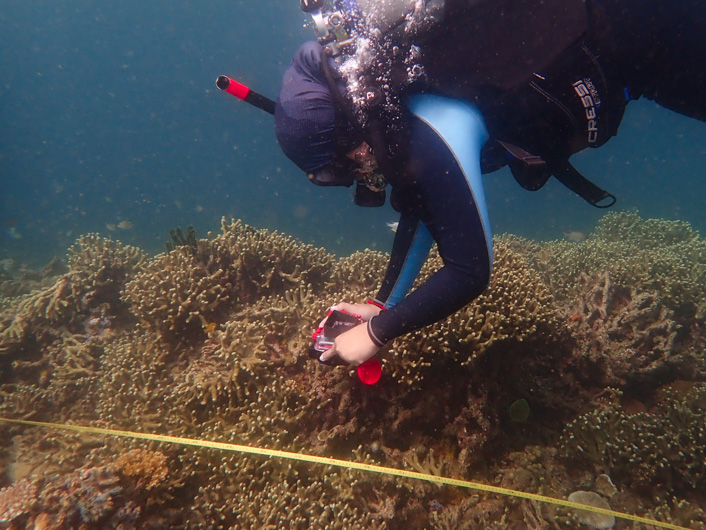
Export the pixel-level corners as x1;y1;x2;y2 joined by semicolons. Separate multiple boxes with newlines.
333;302;382;322
320;322;380;366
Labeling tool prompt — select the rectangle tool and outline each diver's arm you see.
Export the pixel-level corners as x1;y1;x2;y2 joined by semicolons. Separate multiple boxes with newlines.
329;213;431;322
368;95;492;345
319;214;434;366
372;213;434;308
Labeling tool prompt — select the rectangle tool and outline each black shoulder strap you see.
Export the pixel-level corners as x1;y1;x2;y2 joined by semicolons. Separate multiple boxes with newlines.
499;141;616;208
550;160;616;208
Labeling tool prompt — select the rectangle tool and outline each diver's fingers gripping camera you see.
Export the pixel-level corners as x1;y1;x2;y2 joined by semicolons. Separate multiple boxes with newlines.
309;309;362;366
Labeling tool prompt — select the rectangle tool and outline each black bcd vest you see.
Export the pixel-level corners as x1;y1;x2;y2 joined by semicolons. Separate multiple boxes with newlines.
418;0;627;207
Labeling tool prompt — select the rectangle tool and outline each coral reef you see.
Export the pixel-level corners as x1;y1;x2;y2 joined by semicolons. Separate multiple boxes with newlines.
560;384;706;492
329;249;389;295
9;234;145;326
115;449;169;490
1;213;705;528
0;457;179;529
565;272;696;389
646;496;706;530
122;218;335;342
0;235;144;374
510;211;706;318
0;257;67;300
386;239;558;388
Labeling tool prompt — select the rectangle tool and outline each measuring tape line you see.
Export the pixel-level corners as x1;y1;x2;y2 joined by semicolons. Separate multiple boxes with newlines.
0;417;686;530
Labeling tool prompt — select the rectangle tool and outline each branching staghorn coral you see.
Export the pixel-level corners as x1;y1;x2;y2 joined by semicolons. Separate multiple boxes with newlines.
560;384;706;492
212;283;328;374
328;249;388;294
385;240;558;388
122;218;335;342
213;218;335;296
2;213;706;528
184;463;388;529
0;235;144;362
93;330;181;433
10;235;145;325
122;246;231;342
50;330;102;384
508;211;706;316
0;313;31;356
565;272;695;388
66;234;147;309
12;276;74;325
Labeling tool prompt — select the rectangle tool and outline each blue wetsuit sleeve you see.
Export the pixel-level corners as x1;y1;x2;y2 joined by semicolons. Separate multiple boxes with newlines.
368;95;492;346
373;215;434;309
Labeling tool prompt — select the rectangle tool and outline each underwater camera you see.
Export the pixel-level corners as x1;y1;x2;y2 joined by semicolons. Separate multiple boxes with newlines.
309;309;361;366
309;309;384;385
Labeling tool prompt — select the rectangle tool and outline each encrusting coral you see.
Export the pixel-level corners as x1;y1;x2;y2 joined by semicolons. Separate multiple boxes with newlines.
1;213;705;528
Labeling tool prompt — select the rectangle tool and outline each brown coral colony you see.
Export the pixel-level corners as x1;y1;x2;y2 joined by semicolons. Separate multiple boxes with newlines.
0;212;705;528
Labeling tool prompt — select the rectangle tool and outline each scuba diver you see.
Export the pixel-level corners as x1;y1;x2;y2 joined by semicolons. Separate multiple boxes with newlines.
271;0;706;367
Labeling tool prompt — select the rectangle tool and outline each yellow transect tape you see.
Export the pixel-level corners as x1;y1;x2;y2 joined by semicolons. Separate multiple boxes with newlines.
0;417;687;530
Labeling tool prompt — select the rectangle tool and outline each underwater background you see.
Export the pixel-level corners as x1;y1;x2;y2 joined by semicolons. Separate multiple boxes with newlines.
2;1;706;529
2;0;706;265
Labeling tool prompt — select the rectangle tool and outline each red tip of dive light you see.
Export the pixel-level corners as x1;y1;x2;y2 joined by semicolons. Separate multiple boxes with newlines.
357;358;382;385
216;75;250;100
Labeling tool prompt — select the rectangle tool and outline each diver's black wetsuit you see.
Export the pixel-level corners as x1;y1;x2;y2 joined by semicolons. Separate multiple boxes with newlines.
367;106;492;346
420;0;706;173
599;0;706;122
364;0;706;346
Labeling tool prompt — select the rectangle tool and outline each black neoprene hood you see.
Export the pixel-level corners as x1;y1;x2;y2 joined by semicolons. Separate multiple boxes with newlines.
275;42;343;173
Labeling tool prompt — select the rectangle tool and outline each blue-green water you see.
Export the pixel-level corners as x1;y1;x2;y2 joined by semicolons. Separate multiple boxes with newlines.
1;0;705;265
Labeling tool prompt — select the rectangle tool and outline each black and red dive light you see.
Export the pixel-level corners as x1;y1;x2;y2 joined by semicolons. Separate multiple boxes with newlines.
216;75;276;115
